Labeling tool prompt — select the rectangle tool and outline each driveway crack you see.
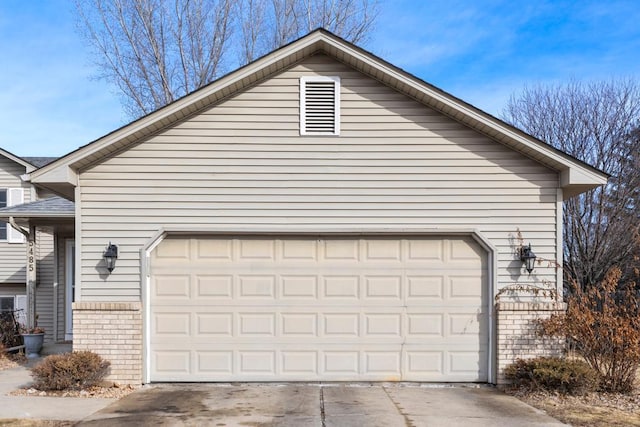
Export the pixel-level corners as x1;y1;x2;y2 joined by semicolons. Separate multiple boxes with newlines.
383;386;414;427
320;386;326;427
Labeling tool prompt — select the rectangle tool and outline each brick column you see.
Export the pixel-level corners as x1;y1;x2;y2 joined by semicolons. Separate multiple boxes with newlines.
495;301;566;384
72;302;142;385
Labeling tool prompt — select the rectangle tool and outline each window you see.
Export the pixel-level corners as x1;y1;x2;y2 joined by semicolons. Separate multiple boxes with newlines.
0;190;6;240
300;76;340;135
0;296;14;313
0;188;24;243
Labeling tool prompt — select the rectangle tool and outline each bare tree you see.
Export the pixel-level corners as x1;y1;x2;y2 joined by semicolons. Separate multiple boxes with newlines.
76;0;379;117
503;79;640;289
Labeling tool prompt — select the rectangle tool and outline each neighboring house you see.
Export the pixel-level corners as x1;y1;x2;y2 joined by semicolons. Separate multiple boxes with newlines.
0;30;607;385
0;150;65;339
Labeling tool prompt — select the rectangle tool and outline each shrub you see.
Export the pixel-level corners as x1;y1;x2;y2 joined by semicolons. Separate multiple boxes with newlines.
539;267;640;393
0;311;22;349
31;351;110;391
504;357;599;395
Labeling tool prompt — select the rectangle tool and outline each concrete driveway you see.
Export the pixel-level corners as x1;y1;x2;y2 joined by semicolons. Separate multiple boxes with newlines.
79;383;565;426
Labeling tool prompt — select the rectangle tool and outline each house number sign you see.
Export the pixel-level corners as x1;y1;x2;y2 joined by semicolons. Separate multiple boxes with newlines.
28;239;36;274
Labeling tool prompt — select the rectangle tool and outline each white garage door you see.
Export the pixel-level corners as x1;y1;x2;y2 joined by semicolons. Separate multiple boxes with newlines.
149;235;488;382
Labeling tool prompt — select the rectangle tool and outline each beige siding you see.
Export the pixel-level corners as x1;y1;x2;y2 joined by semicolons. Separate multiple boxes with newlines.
35;227;55;342
56;235;73;342
0;156;31;283
57;236;66;341
79;54;559;301
0;285;26;295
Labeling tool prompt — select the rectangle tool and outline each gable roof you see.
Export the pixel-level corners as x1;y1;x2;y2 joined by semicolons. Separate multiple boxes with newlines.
23;157;58;168
0;147;38;172
28;29;608;200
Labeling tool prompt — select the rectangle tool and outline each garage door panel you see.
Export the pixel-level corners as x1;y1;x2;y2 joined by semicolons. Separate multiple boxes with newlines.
150;344;488;382
196;238;233;260
153;275;191;298
280;275;318;298
150;236;488;382
196;275;233;298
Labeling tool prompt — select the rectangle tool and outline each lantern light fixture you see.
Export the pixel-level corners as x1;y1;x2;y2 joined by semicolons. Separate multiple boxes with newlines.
103;242;118;273
520;243;537;274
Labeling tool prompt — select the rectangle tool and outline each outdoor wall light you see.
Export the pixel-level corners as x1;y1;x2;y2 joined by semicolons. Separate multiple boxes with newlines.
103;242;118;273
520;243;537;274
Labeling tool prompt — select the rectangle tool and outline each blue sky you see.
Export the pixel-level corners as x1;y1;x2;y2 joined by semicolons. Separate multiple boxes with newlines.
0;0;638;156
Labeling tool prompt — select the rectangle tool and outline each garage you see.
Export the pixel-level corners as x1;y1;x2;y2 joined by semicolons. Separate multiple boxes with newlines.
148;235;489;382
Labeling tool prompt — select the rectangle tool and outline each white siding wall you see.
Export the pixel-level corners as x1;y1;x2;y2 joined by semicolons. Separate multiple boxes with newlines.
35;227;55;342
78;54;559;301
0;157;31;283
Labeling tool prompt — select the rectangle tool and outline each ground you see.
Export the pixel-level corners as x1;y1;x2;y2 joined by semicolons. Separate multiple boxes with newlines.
2;350;639;425
0;351;135;399
505;387;640;426
0;421;72;427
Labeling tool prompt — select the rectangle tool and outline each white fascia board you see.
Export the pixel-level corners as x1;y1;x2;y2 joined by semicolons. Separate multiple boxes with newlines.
560;167;608;199
30;164;77;186
0;148;35;172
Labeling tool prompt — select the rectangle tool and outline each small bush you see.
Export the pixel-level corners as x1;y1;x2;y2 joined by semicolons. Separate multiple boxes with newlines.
31;351;110;391
0;311;22;349
539;267;640;393
504;357;599;395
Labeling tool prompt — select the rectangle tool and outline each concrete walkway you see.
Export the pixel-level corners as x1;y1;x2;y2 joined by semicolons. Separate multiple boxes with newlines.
0;366;117;422
0;344;117;423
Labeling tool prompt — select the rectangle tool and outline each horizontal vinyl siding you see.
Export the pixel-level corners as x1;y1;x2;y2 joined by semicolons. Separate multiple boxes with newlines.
0;285;26;295
0;157;30;283
79;54;559;300
35;227;55;342
57;236;66;342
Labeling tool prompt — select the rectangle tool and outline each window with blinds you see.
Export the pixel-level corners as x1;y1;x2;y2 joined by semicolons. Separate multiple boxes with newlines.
300;76;340;135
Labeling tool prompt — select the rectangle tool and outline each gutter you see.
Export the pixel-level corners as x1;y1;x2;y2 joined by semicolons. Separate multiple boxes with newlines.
8;217;29;237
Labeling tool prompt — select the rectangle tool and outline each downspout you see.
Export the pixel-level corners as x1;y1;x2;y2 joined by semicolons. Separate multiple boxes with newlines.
8;217;28;238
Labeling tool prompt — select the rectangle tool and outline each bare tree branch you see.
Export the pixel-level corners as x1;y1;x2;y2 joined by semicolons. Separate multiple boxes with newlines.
503;79;640;289
75;0;379;117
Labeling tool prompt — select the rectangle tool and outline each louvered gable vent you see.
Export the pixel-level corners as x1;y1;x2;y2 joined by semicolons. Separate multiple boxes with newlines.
300;76;340;135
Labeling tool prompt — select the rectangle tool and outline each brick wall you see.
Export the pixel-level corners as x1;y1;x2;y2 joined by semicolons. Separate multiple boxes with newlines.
495;301;566;384
72;302;142;385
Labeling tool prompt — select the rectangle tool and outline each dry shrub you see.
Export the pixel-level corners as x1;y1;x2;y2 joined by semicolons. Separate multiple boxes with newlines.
0;311;22;349
539;267;640;393
504;357;599;395
31;351;110;391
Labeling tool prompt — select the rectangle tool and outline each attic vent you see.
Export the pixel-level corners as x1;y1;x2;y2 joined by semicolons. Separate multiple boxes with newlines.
300;76;340;135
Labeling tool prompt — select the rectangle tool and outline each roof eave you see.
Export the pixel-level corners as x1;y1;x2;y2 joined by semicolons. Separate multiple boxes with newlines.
0;148;36;172
28;29;609;199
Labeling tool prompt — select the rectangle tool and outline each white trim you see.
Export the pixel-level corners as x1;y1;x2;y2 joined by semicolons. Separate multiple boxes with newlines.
65;239;75;341
300;76;341;136
556;188;564;295
53;235;58;341
141;226;497;384
0;148;35;171
6;188;25;243
74;186;82;309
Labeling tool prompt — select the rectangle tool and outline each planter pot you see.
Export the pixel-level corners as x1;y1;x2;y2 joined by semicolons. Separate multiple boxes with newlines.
22;333;45;358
